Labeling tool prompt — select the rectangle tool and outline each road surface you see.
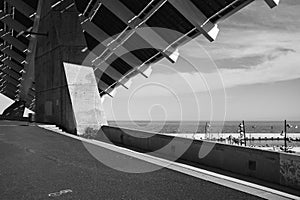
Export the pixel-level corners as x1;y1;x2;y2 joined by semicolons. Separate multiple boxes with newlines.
0;120;279;200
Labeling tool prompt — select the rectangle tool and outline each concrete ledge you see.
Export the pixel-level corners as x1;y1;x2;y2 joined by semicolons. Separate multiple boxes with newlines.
98;126;300;193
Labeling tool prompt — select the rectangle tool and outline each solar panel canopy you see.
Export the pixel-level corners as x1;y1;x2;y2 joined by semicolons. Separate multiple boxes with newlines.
0;0;280;112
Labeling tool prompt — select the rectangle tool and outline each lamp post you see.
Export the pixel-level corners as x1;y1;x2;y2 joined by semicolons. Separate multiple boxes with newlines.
205;122;211;140
251;125;256;146
239;121;246;146
284;120;287;152
243;120;246;146
283;120;293;152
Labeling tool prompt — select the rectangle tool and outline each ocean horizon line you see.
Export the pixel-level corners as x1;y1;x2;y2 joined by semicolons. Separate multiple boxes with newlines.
108;120;300;122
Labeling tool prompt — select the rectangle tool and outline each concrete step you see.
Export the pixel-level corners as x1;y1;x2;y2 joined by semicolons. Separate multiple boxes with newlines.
39;125;57;128
39;125;65;133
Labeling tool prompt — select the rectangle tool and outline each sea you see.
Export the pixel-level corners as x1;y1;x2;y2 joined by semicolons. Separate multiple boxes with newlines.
108;121;300;148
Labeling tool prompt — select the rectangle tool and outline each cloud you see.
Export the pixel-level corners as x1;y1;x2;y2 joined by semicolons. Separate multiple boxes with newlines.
214;55;265;69
218;50;300;89
282;0;300;6
212;47;296;70
104;0;300;121
220;0;300;31
122;43;300;97
267;47;296;60
188;30;300;60
113;0;300;97
151;0;300;76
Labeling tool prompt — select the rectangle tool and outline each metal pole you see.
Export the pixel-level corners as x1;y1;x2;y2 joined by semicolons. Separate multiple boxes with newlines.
243;120;246;146
284;120;287;152
24;31;49;37
205;122;207;139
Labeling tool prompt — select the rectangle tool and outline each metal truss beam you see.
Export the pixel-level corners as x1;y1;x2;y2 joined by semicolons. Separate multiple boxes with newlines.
0;29;6;36
81;18;145;91
1;33;28;52
94;61;130;88
52;0;75;13
1;46;26;64
1;67;21;80
81;17;146;68
94;68;115;93
4;0;36;17
0;11;27;33
1;88;17;98
2;74;19;85
167;0;219;42
2;81;18;92
99;0;179;63
264;0;280;8
2;58;23;72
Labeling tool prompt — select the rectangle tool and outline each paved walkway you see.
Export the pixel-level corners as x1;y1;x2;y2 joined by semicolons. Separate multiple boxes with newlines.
0;120;298;200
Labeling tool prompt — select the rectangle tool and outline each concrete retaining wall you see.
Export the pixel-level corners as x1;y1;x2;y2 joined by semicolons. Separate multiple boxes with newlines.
99;126;300;192
280;153;300;190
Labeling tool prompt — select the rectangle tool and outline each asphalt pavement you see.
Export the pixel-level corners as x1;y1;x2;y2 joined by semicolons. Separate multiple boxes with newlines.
0;120;263;200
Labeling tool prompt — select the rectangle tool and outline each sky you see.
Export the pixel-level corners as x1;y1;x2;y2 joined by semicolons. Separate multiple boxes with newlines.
103;0;300;121
1;0;300;121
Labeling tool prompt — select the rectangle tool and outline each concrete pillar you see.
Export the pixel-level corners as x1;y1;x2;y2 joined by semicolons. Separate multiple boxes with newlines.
18;0;42;108
64;62;107;134
35;0;107;134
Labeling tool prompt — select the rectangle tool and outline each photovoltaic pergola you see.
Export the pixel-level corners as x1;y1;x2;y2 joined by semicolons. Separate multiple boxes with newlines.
0;0;279;132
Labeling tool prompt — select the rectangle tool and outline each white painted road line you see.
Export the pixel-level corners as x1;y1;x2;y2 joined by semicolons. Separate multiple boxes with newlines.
38;125;300;200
